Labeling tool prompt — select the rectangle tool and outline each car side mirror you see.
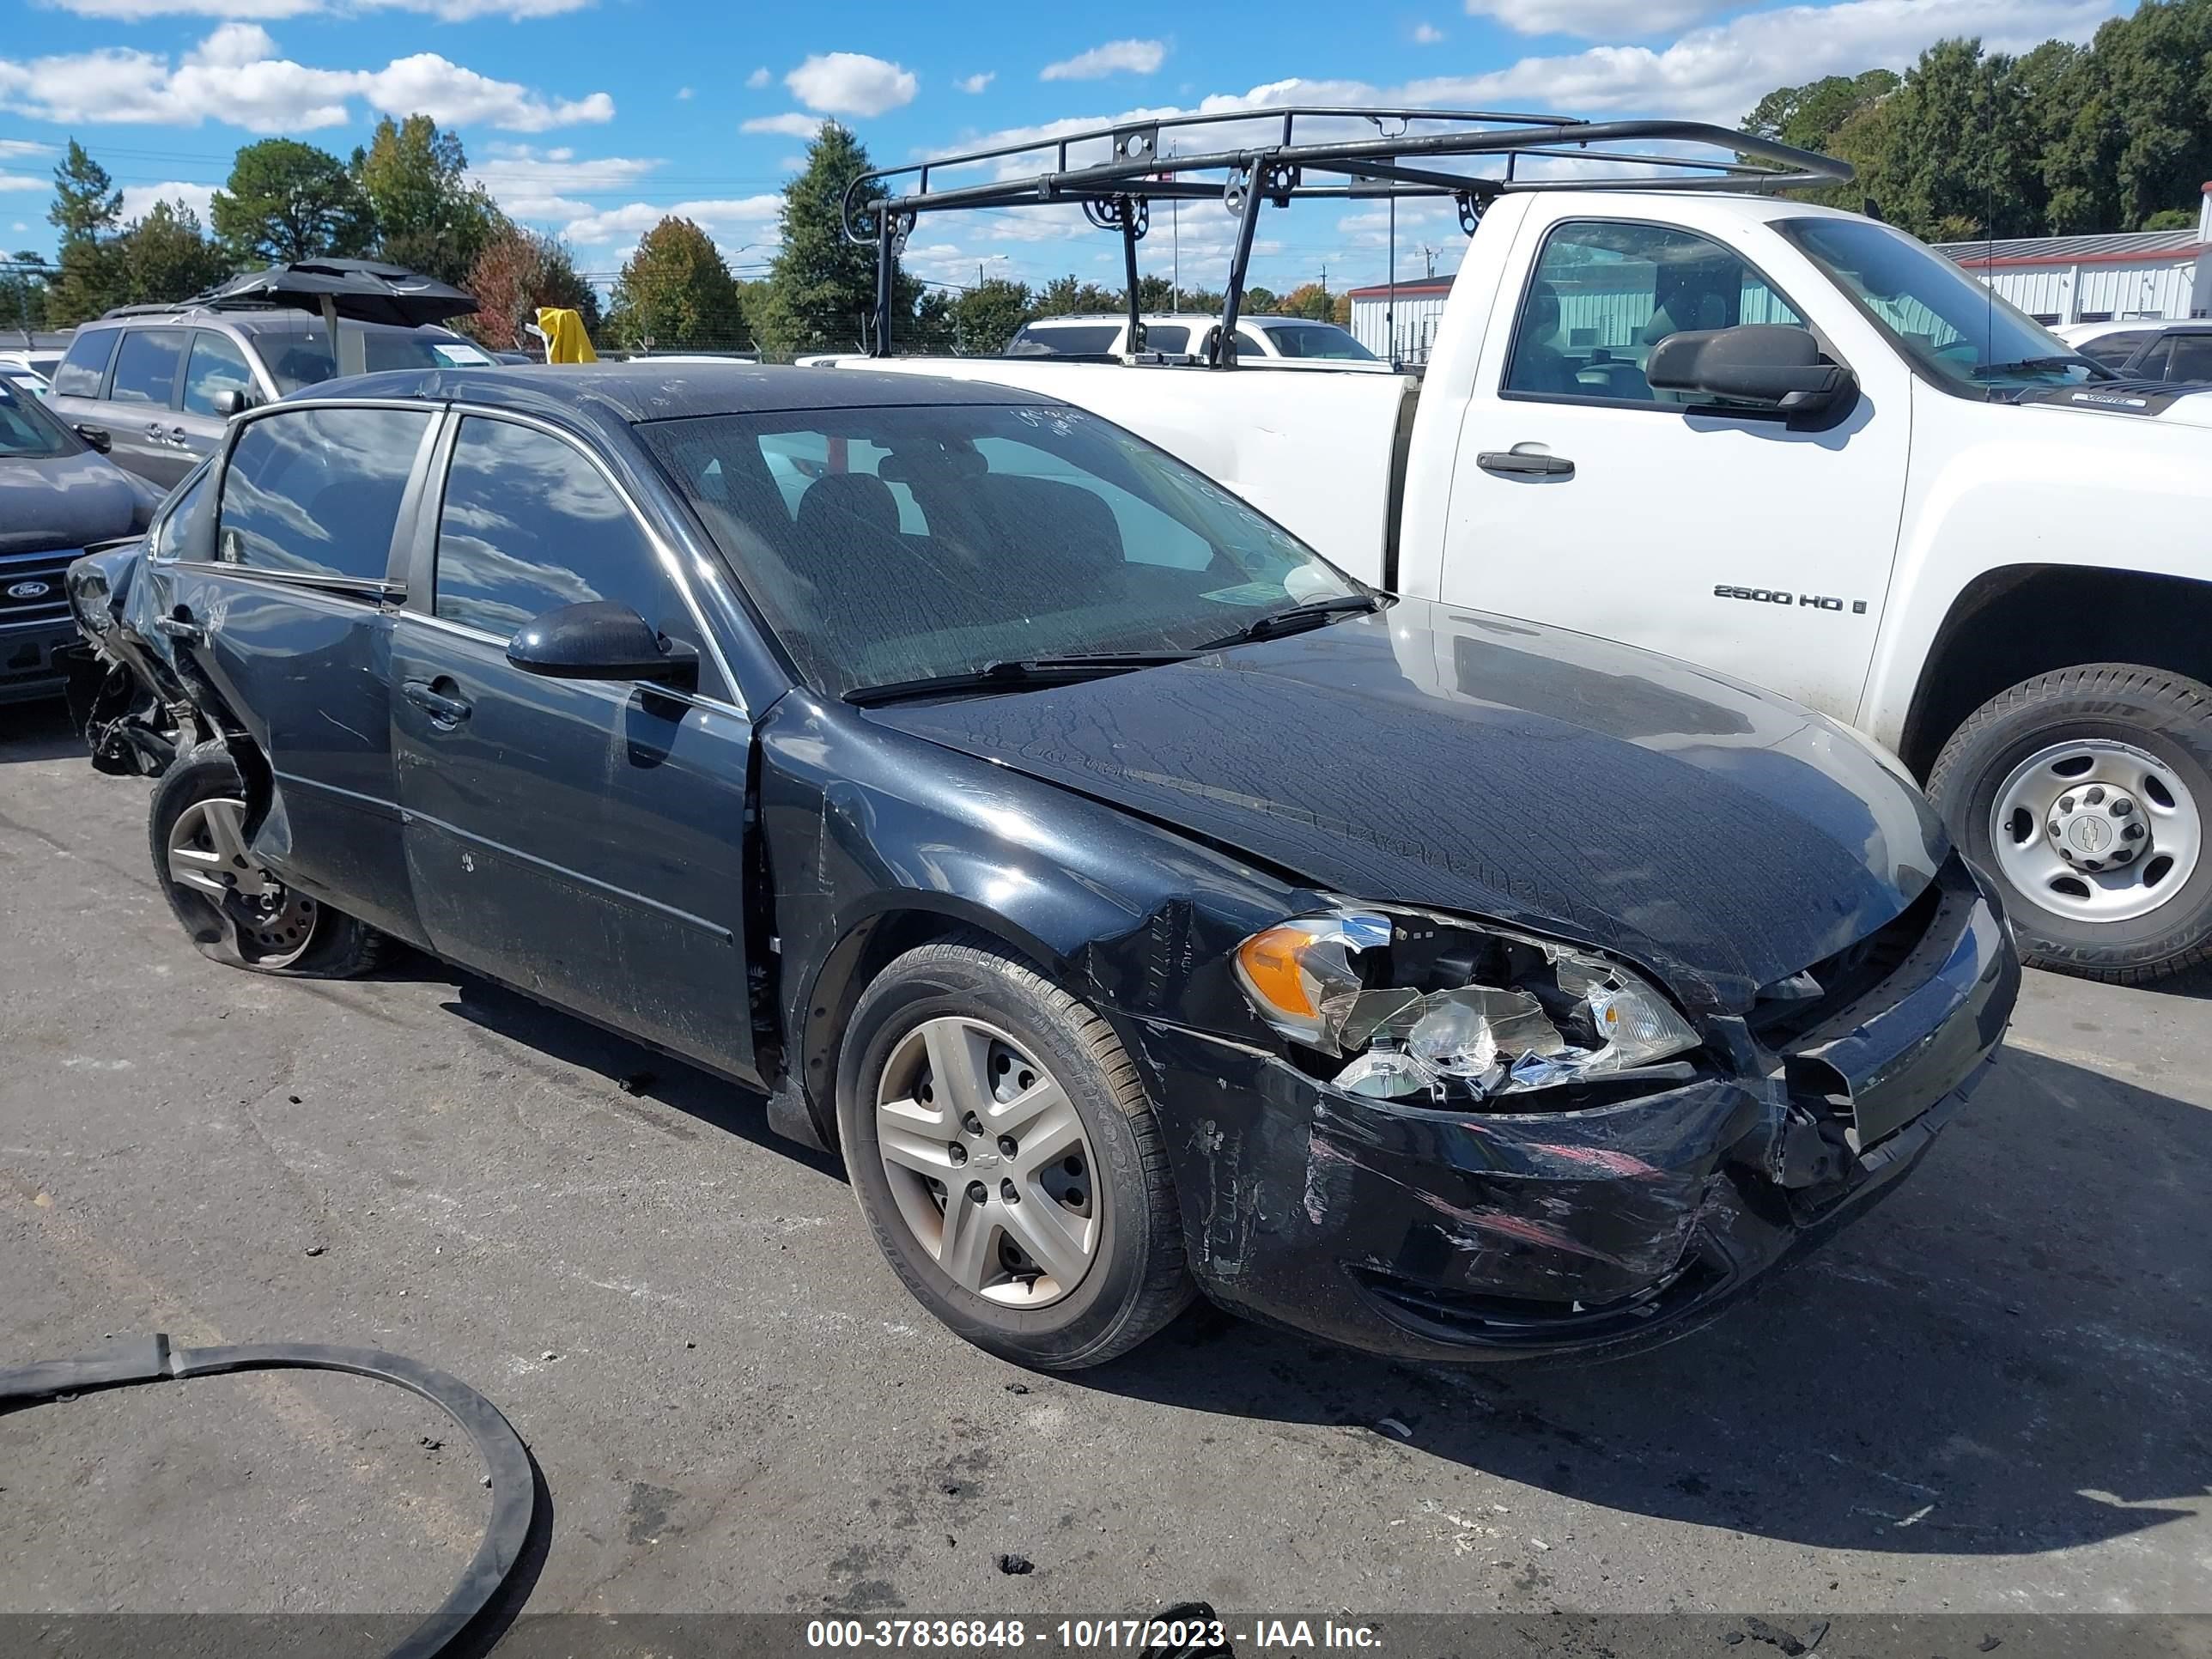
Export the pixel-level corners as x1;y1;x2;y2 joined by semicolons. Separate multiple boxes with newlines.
73;423;112;454
1645;325;1854;416
211;388;257;417
507;600;699;688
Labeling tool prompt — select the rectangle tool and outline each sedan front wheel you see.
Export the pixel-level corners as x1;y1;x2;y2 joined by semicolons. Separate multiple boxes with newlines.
837;935;1192;1370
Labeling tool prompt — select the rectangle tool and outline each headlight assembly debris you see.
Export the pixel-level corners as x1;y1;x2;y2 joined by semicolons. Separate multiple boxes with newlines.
1234;908;1701;1102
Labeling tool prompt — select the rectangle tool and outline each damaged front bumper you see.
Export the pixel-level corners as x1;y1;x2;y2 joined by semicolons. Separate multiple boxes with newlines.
1127;857;2018;1362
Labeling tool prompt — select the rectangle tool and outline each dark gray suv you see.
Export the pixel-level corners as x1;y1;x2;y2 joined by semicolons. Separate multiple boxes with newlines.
46;304;495;489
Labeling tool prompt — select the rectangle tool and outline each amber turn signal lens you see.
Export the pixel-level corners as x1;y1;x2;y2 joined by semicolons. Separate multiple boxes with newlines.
1236;925;1319;1018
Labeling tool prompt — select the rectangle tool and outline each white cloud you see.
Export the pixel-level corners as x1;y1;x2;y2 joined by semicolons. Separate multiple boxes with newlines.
1040;39;1167;82
745;65;770;89
119;181;217;221
785;52;917;117
1413;21;1446;42
562;194;780;246
0;139;54;159
955;71;995;94
676;85;693;100
0;172;46;191
1410;0;2116;124
1465;0;1729;33
740;112;828;137
470;142;659;222
40;0;593;18
0;23;615;132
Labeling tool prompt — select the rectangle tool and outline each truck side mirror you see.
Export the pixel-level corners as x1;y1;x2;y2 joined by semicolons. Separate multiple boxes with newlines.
1646;325;1854;416
507;600;700;689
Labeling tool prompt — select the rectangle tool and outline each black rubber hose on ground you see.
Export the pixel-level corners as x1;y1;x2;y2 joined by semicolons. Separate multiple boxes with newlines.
0;1333;538;1659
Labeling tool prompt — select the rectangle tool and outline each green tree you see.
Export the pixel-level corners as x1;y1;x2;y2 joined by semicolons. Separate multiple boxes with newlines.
114;200;231;306
1875;39;2049;239
354;115;502;286
757;122;919;356
1031;274;1119;316
44;139;125;326
1241;284;1279;314
607;216;746;350
463;222;601;349
950;276;1032;353
1741;68;1899;212
211;139;375;266
3;252;50;342
1276;282;1335;320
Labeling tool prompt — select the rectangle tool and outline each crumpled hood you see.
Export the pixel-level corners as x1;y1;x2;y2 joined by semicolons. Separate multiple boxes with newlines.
0;447;153;555
866;599;1948;1012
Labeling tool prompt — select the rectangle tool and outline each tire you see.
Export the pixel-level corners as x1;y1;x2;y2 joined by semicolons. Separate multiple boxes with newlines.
836;933;1193;1370
1927;664;2212;984
149;744;384;978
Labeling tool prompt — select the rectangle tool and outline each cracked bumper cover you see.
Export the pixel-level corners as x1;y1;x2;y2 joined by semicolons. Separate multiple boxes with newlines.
1127;865;2019;1362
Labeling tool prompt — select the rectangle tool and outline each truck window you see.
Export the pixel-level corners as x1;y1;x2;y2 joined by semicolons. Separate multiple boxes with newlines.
2160;336;2212;383
1140;324;1192;353
1504;222;1806;407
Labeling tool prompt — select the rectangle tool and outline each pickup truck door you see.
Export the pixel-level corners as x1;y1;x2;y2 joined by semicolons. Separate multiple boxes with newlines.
1440;210;1910;722
390;411;758;1081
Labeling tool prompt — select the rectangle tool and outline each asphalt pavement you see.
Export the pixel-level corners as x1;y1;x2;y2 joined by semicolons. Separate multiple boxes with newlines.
3;697;2209;1632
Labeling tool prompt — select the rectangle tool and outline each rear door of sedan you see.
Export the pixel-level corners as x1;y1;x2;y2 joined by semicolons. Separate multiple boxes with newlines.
156;398;440;940
388;408;760;1081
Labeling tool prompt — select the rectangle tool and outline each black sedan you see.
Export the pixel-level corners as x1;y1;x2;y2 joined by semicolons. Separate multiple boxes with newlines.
65;363;2017;1369
0;374;158;704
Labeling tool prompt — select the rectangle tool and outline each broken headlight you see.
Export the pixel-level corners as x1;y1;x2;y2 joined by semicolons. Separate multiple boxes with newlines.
1232;908;1700;1103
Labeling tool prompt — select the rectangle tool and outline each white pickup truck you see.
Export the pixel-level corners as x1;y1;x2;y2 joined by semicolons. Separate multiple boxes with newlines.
833;107;2212;983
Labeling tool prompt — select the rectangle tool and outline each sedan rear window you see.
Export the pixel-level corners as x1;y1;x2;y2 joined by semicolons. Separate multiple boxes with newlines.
216;406;432;583
640;404;1361;698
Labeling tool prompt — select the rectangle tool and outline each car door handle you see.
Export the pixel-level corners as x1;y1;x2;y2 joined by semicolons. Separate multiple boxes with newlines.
1477;449;1576;478
403;679;472;726
168;425;187;445
155;613;205;646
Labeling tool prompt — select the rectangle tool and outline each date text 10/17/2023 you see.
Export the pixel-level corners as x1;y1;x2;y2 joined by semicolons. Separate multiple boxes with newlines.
805;1618;1385;1652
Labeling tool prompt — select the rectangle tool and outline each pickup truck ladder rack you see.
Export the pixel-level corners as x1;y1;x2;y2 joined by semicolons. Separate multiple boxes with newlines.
842;106;1850;366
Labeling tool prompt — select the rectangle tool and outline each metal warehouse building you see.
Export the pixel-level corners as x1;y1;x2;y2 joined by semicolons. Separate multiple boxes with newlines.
1346;277;1454;366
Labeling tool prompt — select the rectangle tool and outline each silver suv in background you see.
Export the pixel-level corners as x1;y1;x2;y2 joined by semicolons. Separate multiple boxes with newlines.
46;304;495;489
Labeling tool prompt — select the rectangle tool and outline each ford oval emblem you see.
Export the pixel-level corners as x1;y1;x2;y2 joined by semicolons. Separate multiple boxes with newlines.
6;580;50;599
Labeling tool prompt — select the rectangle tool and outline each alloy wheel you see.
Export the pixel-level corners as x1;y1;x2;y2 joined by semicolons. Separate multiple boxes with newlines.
166;796;319;969
873;1015;1099;1308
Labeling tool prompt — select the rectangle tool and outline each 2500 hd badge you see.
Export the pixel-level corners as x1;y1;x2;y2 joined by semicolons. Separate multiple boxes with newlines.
1714;583;1869;614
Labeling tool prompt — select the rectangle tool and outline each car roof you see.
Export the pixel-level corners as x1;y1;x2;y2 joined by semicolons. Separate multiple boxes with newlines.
305;361;1064;423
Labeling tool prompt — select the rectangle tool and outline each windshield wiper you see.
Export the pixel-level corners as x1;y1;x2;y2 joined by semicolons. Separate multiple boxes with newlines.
844;652;1194;708
1197;592;1385;652
1971;356;2108;380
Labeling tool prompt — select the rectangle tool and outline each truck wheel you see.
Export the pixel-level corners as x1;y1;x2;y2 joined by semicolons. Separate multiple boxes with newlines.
149;744;383;978
836;934;1193;1370
1928;664;2212;983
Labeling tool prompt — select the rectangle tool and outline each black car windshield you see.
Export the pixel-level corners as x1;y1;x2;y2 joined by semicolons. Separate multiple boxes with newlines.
1254;322;1378;362
258;320;496;394
0;376;73;458
1778;217;2105;396
640;404;1366;698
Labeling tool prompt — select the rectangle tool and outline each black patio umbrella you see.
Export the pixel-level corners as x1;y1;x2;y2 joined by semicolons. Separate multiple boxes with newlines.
197;258;478;329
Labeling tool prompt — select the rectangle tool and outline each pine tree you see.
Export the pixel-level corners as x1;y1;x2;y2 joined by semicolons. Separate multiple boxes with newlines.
210;139;375;266
44;139;125;327
756;123;919;356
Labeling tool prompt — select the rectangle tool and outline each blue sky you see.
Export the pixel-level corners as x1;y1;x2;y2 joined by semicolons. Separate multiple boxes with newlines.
0;0;2132;299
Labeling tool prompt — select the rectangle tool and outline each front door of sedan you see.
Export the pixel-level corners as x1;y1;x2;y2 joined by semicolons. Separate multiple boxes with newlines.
390;412;758;1080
